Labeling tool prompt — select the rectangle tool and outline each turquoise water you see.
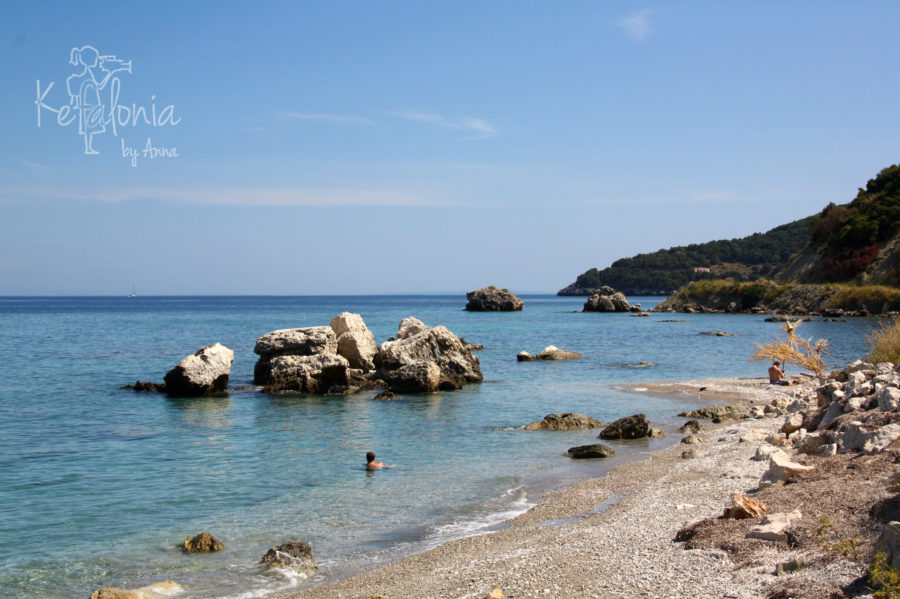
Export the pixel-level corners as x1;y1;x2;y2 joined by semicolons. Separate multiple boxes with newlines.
0;295;880;598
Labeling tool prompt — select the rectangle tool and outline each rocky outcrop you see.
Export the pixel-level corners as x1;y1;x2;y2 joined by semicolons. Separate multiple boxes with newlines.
598;414;649;440
465;287;523;311
375;317;482;393
517;346;583;361
254;315;480;395
259;541;318;576
182;532;224;553
163;343;234;396
567;444;616;459
583;286;631;312
521;413;604;430
331;312;377;371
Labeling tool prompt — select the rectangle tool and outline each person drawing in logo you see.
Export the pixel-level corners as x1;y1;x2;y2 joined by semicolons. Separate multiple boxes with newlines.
66;45;132;154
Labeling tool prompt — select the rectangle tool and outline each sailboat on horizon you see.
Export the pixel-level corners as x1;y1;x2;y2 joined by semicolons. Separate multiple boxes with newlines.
128;284;136;298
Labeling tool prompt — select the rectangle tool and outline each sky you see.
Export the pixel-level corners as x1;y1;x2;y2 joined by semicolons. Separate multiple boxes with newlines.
1;1;899;295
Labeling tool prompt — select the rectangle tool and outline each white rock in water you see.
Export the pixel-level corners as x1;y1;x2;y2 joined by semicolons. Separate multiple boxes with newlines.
163;343;234;396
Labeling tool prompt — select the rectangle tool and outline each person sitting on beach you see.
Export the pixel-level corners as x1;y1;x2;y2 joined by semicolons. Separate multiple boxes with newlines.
768;361;787;385
365;451;389;470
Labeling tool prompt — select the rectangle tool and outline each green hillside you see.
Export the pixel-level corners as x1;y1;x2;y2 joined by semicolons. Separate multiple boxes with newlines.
558;217;812;295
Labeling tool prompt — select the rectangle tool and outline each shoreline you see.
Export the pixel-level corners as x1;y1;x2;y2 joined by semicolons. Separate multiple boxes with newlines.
276;377;839;599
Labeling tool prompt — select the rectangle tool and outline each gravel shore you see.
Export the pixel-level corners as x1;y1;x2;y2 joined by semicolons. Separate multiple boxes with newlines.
278;377;866;599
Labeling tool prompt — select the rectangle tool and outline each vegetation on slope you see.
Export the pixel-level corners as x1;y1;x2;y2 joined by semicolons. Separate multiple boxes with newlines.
562;217;812;295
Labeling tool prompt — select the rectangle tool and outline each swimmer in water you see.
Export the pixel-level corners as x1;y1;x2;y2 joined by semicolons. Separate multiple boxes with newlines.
365;451;390;470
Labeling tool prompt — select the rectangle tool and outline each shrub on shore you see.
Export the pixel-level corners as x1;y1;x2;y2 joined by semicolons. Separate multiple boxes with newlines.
830;285;900;313
867;318;900;364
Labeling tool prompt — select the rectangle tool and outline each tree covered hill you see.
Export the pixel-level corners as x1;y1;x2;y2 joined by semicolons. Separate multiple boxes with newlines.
558;217;813;295
560;163;900;296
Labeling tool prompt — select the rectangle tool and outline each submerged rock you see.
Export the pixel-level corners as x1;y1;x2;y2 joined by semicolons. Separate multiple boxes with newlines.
182;532;224;553
465;287;523;311
89;581;182;599
163;343;234;396
521;413;604;430
259;541;318;576
567;444;616;459
518;346;583;361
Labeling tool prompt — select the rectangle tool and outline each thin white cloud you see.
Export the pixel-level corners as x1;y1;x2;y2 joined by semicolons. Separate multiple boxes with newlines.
0;185;439;207
387;111;498;140
617;9;653;41
278;112;375;126
20;160;52;170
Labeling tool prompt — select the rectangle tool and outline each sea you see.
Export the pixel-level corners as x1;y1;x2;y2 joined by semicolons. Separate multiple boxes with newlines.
0;295;882;598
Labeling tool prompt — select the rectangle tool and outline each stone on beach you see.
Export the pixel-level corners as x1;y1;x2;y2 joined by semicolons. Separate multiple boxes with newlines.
747;510;802;542
723;493;767;519
567;444;616;459
465;287;523;311
182;532;224;553
521;413;604;430
759;453;813;488
599;414;649;440
163;343;234;396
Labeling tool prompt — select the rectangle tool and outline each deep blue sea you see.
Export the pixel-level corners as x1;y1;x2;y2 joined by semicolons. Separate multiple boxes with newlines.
0;295;882;598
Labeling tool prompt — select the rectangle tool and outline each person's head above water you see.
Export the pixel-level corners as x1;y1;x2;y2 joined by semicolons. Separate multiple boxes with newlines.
366;451;376;463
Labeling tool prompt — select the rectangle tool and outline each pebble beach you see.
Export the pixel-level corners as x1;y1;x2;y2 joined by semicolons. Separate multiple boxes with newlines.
281;377;870;599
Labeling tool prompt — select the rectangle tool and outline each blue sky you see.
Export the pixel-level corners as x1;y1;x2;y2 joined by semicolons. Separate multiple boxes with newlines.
1;1;898;295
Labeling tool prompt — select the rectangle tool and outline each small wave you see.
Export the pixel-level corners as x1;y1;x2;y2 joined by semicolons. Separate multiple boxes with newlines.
424;486;532;547
632;387;648;392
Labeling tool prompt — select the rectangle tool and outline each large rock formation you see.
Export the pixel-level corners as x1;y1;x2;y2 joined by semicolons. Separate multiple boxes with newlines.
465;287;524;311
375;317;482;393
521;413;604;430
163;343;234;396
583;286;631;312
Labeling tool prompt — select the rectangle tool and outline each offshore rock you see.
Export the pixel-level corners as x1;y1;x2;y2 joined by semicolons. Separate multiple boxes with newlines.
376;317;482;393
583;286;631;312
535;345;583;360
259;541;318;576
182;532;224;553
568;444;616;459
254;326;348;393
262;353;351;394
599;413;649;440
163;343;233;396
330;312;377;371
465;287;524;311
522;413;604;430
